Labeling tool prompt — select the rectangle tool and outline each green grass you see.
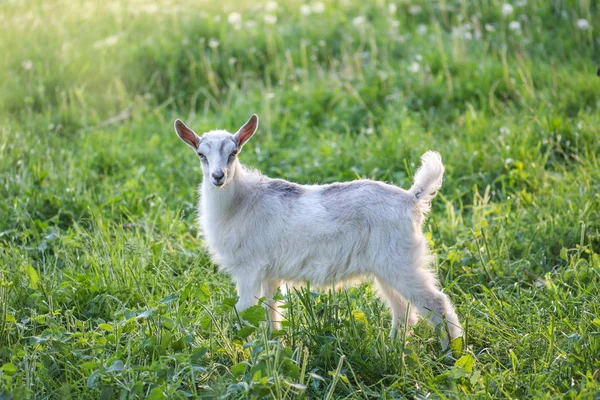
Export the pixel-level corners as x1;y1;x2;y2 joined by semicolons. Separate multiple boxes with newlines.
1;0;599;398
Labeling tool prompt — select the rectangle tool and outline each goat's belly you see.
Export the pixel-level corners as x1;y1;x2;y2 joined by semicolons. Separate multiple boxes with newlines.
274;242;369;286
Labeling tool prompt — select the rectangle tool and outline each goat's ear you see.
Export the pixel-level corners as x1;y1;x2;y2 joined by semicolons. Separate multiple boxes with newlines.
233;114;259;149
174;119;201;149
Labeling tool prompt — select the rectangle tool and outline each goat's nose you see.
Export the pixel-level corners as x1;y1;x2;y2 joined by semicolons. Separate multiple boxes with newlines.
212;171;225;180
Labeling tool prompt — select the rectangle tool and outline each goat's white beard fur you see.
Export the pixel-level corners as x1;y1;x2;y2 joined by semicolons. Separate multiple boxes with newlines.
197;152;462;349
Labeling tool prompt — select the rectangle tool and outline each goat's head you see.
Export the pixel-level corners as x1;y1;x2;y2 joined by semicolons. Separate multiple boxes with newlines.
174;114;258;188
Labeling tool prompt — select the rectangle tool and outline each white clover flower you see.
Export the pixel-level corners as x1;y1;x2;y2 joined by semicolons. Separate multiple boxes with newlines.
577;19;591;30
500;126;510;135
22;60;33;70
388;3;397;14
390;19;399;28
208;38;220;48
312;2;325;13
508;20;521;31
408;62;420;73
485;24;496;32
515;0;527;6
416;24;427;35
299;4;311;16
352;16;366;26
409;5;422;15
229;57;237;65
265;1;279;12
227;12;241;25
502;3;513;16
264;14;277;24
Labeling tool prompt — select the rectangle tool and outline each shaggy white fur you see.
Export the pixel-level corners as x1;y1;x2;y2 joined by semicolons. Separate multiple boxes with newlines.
175;115;463;348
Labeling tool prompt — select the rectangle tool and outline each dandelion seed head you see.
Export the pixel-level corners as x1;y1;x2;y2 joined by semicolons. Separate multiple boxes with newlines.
227;12;241;25
408;62;420;73
502;3;513;16
352;16;366;26
265;1;279;12
577;19;591;30
264;14;277;24
299;4;311;16
312;2;325;13
409;5;421;15
509;21;521;32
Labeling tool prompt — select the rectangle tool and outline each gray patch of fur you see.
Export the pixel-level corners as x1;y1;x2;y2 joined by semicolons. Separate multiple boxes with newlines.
264;179;303;198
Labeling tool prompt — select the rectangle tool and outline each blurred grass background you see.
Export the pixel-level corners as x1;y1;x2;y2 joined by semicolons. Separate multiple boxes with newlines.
0;0;599;398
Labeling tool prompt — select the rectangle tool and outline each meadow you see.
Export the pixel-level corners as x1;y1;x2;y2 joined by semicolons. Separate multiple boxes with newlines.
0;0;599;398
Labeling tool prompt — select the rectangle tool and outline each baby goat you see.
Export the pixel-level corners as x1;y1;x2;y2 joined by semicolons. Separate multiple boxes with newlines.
174;115;462;348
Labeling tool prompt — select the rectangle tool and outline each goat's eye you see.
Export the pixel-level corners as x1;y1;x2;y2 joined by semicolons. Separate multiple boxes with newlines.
228;151;237;161
198;153;207;161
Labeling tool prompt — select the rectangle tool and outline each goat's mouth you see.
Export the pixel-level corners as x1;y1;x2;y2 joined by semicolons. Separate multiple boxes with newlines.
212;178;225;187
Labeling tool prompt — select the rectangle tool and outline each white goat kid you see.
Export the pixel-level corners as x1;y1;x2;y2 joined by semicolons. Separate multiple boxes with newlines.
174;115;463;349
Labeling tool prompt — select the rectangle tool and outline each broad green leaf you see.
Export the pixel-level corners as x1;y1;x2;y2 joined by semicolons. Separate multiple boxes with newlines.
281;358;300;380
136;310;153;319
80;362;98;371
237;326;256;338
98;323;113;332
26;265;39;289
240;305;266;326
1;363;16;375
105;360;124;373
223;298;237;308
454;354;474;374
231;362;246;377
450;336;463;356
160;294;179;304
86;370;100;388
148;386;166;400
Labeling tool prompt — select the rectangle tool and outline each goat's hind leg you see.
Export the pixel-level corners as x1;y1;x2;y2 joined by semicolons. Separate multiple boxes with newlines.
385;268;462;349
375;278;418;339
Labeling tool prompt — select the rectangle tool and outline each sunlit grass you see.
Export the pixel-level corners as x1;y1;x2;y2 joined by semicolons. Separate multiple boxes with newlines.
0;0;599;398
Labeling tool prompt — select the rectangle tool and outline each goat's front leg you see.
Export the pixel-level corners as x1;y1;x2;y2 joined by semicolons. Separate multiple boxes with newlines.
234;274;262;313
262;280;282;331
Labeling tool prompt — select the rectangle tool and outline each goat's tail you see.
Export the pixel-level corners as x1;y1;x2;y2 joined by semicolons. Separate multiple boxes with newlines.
409;151;445;214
